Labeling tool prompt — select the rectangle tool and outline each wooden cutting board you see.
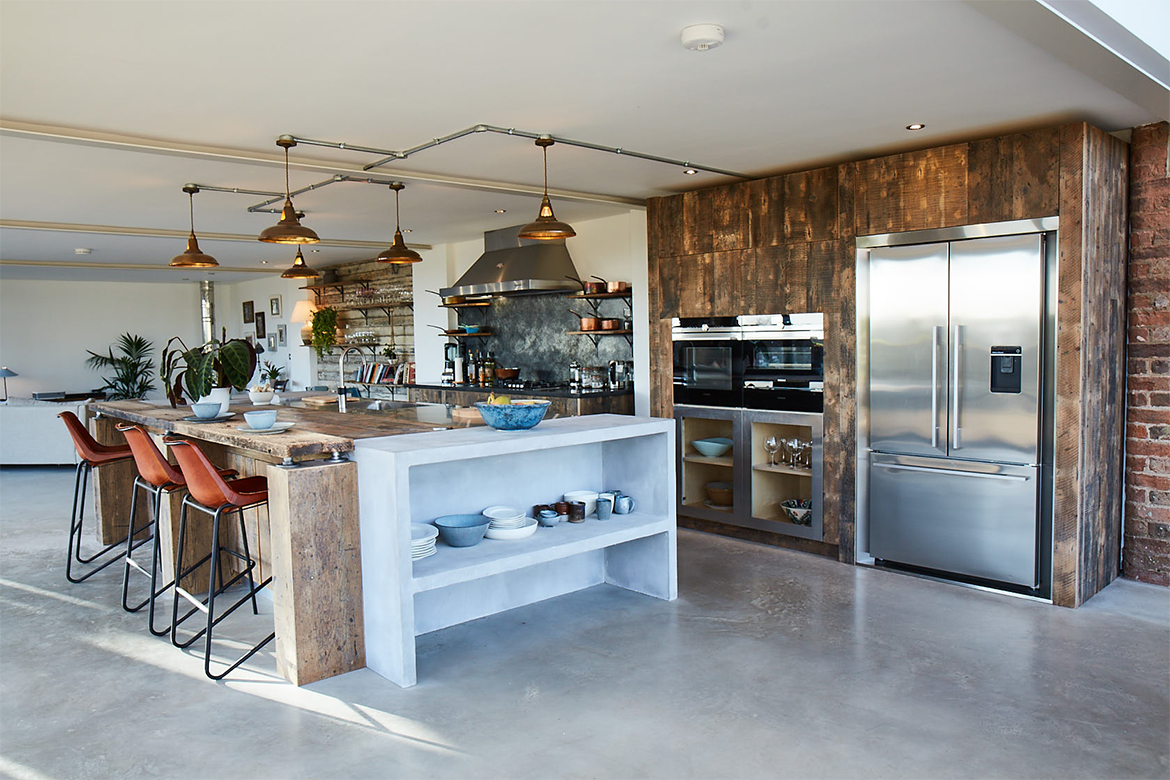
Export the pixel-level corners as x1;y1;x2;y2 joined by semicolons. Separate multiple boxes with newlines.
301;395;340;407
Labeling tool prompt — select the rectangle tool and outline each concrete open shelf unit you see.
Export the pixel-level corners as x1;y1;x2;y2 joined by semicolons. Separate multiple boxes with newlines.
354;415;677;687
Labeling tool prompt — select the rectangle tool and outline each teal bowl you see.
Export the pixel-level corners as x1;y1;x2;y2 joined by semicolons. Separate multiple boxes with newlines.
432;514;491;547
475;400;551;431
692;437;733;457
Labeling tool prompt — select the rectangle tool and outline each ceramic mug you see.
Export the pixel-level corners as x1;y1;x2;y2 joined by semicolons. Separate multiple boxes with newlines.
596;496;613;521
554;501;570;516
614;495;635;514
598;490;620;507
567;501;586;523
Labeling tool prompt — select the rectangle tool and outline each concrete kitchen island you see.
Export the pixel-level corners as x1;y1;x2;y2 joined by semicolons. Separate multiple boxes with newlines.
354;414;677;688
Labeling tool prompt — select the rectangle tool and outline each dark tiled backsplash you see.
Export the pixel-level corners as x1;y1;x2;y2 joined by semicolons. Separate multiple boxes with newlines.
456;294;631;383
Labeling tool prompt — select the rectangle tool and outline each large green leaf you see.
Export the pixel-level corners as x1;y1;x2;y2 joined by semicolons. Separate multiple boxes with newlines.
218;339;256;390
183;348;216;399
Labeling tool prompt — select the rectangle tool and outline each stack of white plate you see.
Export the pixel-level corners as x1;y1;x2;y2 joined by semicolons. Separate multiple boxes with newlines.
410;523;438;561
482;506;539;540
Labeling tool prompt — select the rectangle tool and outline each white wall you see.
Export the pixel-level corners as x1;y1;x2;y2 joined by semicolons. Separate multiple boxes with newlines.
0;278;202;399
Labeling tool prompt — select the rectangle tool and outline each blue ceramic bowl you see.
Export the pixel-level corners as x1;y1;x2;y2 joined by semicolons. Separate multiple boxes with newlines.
432;514;491;547
190;402;222;420
692;437;733;458
243;410;277;430
475;400;551;431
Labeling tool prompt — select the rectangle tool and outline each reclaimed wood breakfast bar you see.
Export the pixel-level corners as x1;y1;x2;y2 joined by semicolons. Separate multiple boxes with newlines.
86;399;676;688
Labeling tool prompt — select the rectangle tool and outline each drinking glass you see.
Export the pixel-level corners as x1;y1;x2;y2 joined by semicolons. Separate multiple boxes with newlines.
786;438;801;467
763;436;779;466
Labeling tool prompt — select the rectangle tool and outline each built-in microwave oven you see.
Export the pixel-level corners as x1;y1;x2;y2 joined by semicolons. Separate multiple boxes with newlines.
671;313;823;412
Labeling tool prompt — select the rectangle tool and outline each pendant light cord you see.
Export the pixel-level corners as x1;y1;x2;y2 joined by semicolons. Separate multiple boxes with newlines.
188;191;195;235
395;187;401;230
542;146;549;195
284;146;291;199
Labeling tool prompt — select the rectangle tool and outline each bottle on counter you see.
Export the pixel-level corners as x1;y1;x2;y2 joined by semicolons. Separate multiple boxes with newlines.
453;350;465;386
484;351;496;386
569;360;581;395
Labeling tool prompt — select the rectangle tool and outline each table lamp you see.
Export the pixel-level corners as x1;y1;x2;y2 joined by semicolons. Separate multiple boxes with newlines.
289;299;318;346
0;367;16;402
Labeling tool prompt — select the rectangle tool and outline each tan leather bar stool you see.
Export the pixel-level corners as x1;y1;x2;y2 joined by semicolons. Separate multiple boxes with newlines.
164;437;275;680
115;424;236;635
57;411;136;584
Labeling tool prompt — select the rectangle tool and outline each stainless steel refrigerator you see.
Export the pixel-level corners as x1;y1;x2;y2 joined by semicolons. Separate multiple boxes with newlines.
865;232;1049;589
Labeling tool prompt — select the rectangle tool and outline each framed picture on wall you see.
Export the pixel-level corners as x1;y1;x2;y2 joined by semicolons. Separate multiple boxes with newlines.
270;296;282;317
254;312;266;339
267;334;278;352
243;301;255;324
277;324;287;347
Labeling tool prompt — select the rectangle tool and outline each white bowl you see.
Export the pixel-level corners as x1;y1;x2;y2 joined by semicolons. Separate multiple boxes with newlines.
563;490;599;517
484;518;538;541
248;390;275;405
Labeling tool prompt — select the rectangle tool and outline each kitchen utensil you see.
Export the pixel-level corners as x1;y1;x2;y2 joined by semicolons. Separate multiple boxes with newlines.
584;275;608;294
567;501;586;522
705;481;733;506
763;436;779;465
537;509;560;527
567;309;599;331
692;437;733;458
596;496;613;520
484;518;538;540
432;514;491;547
496;367;520;381
554;501;569;516
615;494;635;514
600;318;621;330
475;400;551;430
190;402;221;420
780;499;813;525
563;490;599;516
606;280;629;293
235;421;296;435
243;410;277;430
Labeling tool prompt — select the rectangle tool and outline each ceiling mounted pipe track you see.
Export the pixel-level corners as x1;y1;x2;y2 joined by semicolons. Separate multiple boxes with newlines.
286;124;750;179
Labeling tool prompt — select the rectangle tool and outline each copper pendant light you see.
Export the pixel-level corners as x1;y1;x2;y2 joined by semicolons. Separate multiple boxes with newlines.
170;185;219;268
517;137;576;240
376;182;423;264
280;248;321;279
258;137;320;245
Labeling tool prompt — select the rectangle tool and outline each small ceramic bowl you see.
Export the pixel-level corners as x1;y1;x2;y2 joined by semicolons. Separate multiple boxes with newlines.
780;499;813;526
537;509;560;527
476;400;551;431
190;402;222;420
432;514;491;547
692;437;733;458
243;410;277;430
705;481;734;506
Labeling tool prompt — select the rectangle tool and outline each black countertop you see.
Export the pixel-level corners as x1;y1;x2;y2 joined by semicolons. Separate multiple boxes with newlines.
406;383;632;400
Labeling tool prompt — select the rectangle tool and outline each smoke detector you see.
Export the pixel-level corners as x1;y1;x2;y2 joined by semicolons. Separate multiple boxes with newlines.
681;24;724;52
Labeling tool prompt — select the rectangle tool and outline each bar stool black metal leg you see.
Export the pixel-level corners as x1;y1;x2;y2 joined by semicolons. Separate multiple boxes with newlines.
146;488;173;637
66;461;129;584
238;513;260;616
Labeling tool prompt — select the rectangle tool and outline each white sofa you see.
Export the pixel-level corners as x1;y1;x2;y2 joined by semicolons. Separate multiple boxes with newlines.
0;399;87;465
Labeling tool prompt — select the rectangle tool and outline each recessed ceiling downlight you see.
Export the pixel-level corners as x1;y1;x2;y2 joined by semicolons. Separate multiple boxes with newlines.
681;24;724;52
906;123;926;131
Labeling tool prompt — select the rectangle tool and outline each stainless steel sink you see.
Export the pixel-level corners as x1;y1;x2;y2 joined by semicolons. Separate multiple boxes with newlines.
364;400;418;411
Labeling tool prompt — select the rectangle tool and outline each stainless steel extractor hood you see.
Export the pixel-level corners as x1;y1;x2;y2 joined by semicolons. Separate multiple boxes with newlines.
440;225;579;298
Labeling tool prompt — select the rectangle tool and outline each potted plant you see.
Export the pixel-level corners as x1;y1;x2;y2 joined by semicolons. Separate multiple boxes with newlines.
85;333;156;400
249;361;283;404
311;306;339;359
161;330;257;412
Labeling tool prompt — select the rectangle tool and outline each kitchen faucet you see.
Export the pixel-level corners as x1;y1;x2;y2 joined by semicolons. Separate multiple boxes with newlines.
337;346;363;413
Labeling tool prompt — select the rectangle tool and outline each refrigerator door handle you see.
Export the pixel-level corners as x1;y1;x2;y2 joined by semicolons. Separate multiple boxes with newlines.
952;325;962;449
872;461;1031;481
931;325;940;449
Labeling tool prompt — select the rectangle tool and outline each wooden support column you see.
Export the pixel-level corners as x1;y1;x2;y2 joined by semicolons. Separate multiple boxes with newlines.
266;459;365;686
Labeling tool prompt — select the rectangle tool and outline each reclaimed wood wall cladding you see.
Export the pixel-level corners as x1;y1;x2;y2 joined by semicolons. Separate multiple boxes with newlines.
648;122;1128;599
1051;124;1129;607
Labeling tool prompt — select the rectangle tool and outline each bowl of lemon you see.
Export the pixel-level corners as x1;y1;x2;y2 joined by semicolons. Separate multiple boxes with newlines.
475;395;552;430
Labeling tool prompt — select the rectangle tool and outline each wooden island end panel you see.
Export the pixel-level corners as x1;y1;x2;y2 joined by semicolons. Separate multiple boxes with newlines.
267;460;365;686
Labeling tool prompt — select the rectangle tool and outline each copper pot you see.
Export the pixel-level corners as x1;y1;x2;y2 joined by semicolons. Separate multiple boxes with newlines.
606;280;629;293
600;318;621;330
496;367;520;381
568;309;600;330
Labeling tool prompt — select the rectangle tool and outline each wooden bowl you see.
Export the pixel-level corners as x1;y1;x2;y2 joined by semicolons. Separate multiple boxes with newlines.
705;481;733;506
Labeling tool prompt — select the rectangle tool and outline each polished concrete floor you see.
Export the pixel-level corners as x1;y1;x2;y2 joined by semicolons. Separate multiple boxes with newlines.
1;465;1167;780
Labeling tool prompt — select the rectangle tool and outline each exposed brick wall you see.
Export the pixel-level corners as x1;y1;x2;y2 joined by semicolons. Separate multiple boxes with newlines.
1124;121;1170;586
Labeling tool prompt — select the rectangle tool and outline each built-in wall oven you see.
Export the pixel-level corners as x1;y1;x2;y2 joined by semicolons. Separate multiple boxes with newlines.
671;313;824;412
671;317;742;408
740;313;824;412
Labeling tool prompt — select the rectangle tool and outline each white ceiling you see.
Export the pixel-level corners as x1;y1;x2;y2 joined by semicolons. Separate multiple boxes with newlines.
1;0;1166;283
